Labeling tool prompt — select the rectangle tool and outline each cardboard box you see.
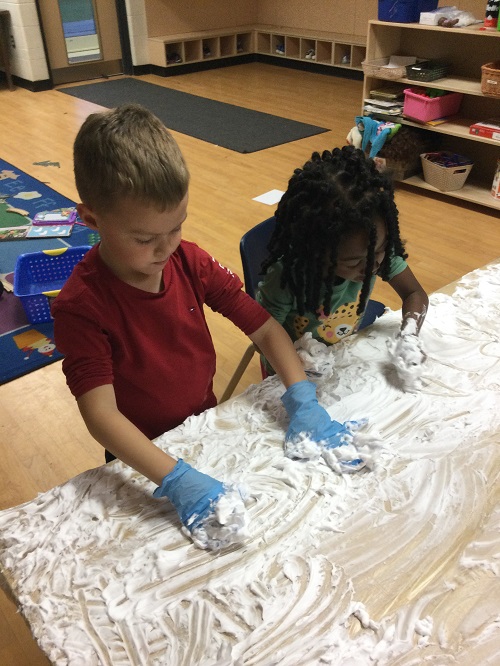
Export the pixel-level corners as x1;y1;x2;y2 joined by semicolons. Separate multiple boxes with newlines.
469;119;500;141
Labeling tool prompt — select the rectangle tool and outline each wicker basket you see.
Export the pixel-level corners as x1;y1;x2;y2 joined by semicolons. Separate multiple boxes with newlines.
362;57;409;80
420;152;473;192
481;61;500;97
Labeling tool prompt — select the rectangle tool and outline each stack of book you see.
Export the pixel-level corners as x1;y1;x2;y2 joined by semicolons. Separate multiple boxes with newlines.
363;86;404;117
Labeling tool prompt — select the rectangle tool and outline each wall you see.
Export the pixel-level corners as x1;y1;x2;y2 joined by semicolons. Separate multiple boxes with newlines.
0;0;493;84
0;0;147;83
255;1;491;37
256;0;378;38
144;0;493;40
0;0;49;82
125;0;148;66
145;0;257;38
454;0;492;15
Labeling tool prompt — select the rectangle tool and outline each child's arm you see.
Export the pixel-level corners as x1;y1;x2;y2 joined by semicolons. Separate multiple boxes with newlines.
248;317;307;387
249;317;360;464
388;266;429;333
388;266;428;389
77;384;177;485
77;385;237;548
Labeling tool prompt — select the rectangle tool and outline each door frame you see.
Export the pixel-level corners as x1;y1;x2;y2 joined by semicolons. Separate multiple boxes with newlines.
35;0;132;86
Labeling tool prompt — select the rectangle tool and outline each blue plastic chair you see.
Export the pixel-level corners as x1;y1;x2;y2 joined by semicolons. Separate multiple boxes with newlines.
220;216;386;401
239;216;276;300
220;217;275;402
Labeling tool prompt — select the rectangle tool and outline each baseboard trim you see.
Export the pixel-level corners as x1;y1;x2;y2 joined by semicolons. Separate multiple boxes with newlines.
20;52;362;91
146;53;363;81
254;54;364;80
8;76;53;92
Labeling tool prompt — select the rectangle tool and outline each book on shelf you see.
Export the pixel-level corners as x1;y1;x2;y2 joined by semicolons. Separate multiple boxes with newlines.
469;120;500;141
363;98;402;109
363;98;404;116
369;86;404;102
423;116;450;126
364;105;403;116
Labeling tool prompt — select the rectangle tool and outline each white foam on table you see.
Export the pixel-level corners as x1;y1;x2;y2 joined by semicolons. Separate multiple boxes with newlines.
1;263;499;665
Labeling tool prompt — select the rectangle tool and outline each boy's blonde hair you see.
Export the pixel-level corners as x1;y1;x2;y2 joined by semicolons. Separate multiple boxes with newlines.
73;103;189;213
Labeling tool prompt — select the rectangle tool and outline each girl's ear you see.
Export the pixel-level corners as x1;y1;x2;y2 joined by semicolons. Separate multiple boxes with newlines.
76;203;99;230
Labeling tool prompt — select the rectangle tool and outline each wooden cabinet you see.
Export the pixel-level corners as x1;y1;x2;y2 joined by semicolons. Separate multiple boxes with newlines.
363;20;500;211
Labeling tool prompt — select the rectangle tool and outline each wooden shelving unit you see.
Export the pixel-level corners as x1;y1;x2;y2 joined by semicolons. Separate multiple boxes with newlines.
148;27;255;68
362;20;500;211
148;25;366;72
254;25;366;71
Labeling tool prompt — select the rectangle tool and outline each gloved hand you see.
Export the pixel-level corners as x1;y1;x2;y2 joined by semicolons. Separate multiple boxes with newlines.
393;330;425;367
389;329;426;392
281;380;355;453
153;459;224;531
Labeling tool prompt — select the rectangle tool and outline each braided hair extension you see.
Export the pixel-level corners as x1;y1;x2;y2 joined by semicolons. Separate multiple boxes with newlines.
262;145;407;316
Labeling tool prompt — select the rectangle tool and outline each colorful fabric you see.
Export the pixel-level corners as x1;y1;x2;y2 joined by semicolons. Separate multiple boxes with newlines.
256;255;407;367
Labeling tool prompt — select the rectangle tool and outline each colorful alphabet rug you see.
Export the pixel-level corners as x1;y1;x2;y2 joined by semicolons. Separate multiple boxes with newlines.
0;159;98;384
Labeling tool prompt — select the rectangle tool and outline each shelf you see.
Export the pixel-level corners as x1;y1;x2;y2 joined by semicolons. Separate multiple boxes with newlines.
370;113;500;147
402;174;500;210
402;76;485;96
363;20;500;211
148;25;366;72
148;27;255;68
367;75;486;97
254;26;366;71
370;20;500;38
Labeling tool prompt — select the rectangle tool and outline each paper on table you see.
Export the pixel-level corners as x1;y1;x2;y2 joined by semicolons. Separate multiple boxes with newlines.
252;189;284;205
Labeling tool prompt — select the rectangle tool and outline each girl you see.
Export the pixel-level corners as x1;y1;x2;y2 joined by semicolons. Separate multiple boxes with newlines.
256;145;428;374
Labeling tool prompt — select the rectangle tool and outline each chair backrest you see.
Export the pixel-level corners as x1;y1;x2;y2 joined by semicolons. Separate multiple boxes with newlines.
239;216;276;299
240;215;385;328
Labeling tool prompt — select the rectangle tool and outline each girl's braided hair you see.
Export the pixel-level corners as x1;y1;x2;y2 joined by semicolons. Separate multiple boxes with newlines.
262;145;407;316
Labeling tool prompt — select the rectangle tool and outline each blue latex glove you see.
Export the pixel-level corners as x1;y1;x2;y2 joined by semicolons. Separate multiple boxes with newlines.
281;380;353;449
153;459;224;531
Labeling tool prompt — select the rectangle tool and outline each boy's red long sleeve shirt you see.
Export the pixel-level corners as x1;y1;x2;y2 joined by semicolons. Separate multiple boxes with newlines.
52;241;270;440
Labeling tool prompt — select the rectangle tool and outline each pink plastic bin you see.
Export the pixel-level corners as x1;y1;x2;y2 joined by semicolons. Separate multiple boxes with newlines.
403;88;463;122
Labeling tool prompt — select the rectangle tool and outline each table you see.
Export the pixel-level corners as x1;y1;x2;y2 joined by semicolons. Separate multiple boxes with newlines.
0;11;14;91
0;262;499;665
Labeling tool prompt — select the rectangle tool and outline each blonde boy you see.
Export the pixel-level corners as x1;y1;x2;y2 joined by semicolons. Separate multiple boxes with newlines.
53;104;357;549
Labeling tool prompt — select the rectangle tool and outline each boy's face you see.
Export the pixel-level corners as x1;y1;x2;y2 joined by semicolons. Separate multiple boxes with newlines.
335;218;387;283
77;195;188;288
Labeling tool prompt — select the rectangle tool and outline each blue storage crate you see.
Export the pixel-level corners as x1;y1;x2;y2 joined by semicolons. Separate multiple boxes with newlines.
14;246;91;323
378;0;438;22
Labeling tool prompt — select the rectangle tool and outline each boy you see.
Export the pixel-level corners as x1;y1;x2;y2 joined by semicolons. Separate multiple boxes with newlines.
53;104;356;549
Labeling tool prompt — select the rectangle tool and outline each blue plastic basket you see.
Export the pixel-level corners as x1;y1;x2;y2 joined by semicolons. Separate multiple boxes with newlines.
14;246;91;323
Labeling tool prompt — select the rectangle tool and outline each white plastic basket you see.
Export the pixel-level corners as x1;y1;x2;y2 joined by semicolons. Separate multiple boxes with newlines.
420;152;473;192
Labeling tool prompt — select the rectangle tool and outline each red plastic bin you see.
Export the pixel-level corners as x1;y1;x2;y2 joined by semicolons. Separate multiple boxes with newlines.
403;88;463;122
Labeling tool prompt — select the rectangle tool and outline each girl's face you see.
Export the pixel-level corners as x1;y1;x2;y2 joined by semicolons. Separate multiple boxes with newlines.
335;218;387;283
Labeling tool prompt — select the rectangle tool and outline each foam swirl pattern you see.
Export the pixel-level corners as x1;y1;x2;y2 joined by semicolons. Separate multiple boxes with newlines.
0;264;499;665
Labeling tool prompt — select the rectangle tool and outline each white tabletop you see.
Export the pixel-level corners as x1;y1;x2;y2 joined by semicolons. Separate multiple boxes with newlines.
1;262;499;665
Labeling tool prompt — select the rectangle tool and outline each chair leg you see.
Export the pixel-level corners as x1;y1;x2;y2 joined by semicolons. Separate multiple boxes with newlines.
219;343;256;403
